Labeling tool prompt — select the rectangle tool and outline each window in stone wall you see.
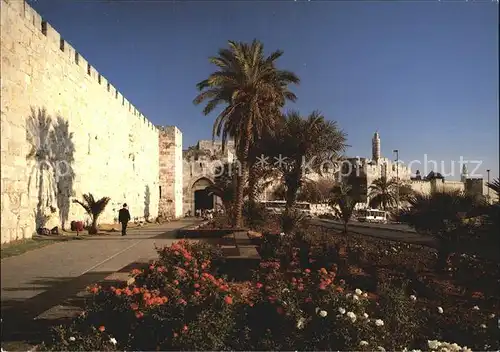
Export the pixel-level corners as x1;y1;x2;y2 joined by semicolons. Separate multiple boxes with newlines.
159;186;162;199
87;64;91;76
107;82;110;92
41;21;47;35
115;89;118;99
75;52;79;65
98;74;102;84
60;38;65;52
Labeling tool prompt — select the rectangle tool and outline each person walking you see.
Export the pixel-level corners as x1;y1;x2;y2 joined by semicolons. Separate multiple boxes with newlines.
118;203;131;236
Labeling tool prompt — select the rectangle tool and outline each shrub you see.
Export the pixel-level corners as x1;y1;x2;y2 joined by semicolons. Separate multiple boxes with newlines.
280;208;307;234
242;201;269;230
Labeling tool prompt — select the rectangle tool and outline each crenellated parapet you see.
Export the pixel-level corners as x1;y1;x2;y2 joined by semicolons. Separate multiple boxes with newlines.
1;0;156;132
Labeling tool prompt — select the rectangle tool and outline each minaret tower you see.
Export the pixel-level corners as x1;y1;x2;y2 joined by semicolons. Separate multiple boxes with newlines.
372;131;381;162
461;164;468;183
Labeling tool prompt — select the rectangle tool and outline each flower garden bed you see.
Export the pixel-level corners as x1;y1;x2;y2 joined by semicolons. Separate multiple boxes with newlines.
36;221;499;351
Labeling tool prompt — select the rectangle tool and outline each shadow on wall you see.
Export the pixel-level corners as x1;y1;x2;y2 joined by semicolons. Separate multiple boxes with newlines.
26;107;75;230
144;185;150;221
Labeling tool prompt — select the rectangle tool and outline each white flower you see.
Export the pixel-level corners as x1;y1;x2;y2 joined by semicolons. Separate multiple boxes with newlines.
109;337;117;345
315;307;320;314
346;293;352;299
428;340;441;349
374;319;384;326
282;288;290;293
319;310;328;318
69;337;76;342
480;324;487;329
353;294;359;301
338;307;346;315
410;295;417;301
377;347;386;352
346;311;356;322
296;317;306;330
489;313;496;318
363;292;368;298
363;313;369;319
355;288;362;295
359;341;369;346
437;307;444;314
472;305;479;310
280;232;286;236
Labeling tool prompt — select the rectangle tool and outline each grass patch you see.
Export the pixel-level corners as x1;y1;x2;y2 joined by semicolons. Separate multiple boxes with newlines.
1;236;83;260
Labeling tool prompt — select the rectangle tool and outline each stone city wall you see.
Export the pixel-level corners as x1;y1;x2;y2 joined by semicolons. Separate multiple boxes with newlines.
1;0;164;244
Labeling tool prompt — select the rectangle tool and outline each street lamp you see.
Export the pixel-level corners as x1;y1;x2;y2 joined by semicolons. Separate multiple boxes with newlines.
487;169;490;203
393;149;399;211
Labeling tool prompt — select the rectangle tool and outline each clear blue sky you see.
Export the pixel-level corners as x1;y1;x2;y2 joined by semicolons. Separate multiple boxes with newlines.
28;0;498;181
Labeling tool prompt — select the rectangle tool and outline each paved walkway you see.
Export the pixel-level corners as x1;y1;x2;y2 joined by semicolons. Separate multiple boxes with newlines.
1;218;200;343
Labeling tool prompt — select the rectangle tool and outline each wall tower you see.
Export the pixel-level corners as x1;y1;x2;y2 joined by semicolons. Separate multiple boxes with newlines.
461;164;469;183
372;132;381;162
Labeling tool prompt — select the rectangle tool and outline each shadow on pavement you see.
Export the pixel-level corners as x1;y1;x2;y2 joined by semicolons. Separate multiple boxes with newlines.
1;260;154;345
1;271;112;343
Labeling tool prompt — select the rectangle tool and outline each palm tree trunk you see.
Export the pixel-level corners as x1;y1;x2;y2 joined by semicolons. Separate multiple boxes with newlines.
234;121;252;228
248;164;258;204
90;217;98;235
285;164;302;209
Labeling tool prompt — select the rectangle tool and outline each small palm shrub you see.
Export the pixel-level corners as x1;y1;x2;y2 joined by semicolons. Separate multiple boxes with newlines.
280;208;307;234
73;194;110;235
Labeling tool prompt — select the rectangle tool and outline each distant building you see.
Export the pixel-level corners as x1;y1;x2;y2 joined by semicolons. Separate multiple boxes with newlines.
182;132;493;215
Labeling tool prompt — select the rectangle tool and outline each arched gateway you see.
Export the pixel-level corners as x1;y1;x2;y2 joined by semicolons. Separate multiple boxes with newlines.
191;177;214;213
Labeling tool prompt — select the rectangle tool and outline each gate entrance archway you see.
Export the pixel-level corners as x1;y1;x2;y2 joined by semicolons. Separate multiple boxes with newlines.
191;177;214;214
194;189;213;212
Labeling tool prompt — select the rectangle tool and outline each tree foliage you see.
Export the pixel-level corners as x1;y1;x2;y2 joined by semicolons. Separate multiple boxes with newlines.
270;110;347;208
329;182;358;234
194;40;299;227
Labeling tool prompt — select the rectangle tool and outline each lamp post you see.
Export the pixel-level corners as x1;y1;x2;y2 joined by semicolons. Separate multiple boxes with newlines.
486;169;490;203
393;149;399;211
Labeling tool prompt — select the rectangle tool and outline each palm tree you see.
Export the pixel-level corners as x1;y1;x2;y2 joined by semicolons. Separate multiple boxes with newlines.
73;193;111;235
194;40;300;227
486;178;500;202
397;191;480;269
205;162;238;215
368;177;399;210
329;182;359;235
275;110;347;209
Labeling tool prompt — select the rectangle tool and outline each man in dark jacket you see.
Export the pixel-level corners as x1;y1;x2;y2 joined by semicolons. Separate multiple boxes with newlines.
118;203;131;236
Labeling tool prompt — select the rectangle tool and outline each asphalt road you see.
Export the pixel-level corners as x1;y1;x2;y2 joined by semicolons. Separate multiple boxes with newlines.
310;218;437;247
